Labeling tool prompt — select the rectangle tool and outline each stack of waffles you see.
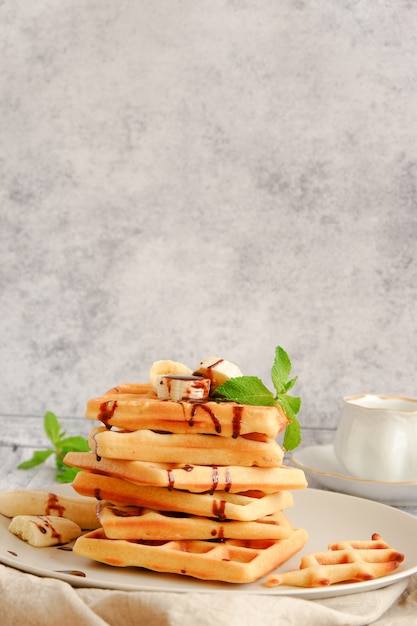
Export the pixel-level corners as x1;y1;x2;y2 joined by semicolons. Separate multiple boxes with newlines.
65;363;309;584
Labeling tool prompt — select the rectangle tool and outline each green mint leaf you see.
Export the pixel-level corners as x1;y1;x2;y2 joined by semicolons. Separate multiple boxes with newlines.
44;411;65;446
283;376;298;393
18;410;89;482
211;345;302;451
277;394;302;451
58;436;90;452
17;449;54;469
55;455;66;470
56;466;81;483
277;393;301;416
282;415;302;451
214;376;275;406
271;346;292;394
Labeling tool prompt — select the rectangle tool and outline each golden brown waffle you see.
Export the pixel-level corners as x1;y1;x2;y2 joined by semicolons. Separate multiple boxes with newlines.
65;373;309;584
265;533;404;587
88;426;284;467
73;526;309;583
86;383;288;439
72;471;294;521
97;501;294;540
64;452;307;494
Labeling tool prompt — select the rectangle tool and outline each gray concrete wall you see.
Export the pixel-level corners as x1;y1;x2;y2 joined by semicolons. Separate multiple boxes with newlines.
2;1;416;430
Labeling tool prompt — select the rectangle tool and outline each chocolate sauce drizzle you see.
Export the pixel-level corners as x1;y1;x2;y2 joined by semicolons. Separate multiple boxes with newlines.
190;403;221;433
46;493;66;517
212;499;226;520
210;467;219;494
185;397;243;439
98;400;117;429
111;505;144;517
231;405;243;438
35;516;62;542
92;431;101;461
167;469;175;490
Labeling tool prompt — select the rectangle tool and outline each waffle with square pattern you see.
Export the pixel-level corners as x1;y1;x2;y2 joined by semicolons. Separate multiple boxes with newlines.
96;501;294;540
64;452;307;494
264;533;404;587
73;526;309;583
86;382;289;439
88;426;284;467
71;471;294;521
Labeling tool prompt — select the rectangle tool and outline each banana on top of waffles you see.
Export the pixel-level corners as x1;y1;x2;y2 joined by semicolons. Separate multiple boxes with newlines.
86;356;291;440
150;357;242;398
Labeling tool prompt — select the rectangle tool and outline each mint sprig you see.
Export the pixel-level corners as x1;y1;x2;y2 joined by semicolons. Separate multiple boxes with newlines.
18;411;89;483
213;346;302;451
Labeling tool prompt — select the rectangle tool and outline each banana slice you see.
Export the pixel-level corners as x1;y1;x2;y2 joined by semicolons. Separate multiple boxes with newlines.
8;515;82;547
193;357;243;390
149;360;192;391
157;375;211;401
0;489;100;529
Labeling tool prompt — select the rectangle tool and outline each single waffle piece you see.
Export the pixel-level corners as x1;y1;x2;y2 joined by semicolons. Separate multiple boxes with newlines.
72;471;294;521
64;452;307;494
265;533;404;587
88;426;284;467
85;382;288;439
96;501;294;540
73;526;309;583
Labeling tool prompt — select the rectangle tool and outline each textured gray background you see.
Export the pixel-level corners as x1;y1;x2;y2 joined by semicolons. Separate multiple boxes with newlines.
1;1;416;431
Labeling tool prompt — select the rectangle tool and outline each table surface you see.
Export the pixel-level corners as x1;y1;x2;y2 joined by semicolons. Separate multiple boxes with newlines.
1;417;416;626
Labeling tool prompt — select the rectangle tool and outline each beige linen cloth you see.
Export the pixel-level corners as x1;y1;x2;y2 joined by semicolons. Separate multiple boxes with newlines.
1;565;416;626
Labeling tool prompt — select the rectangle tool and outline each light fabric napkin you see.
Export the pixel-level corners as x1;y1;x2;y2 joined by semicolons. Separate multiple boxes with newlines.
1;565;417;626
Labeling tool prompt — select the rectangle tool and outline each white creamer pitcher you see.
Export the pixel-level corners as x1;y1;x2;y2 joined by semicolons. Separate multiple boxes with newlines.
333;394;417;482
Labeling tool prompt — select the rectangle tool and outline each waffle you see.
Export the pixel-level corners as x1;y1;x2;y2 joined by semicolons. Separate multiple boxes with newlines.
265;534;404;587
86;383;288;439
71;471;294;521
73;527;309;583
97;501;294;540
64;452;307;494
65;365;308;584
88;426;284;467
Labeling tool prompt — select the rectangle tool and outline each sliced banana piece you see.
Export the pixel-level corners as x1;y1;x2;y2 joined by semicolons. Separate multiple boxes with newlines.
0;489;100;529
149;360;192;392
193;357;243;390
157;375;211;401
8;515;82;547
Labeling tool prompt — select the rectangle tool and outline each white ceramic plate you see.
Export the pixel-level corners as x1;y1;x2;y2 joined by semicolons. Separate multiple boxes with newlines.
291;445;417;506
1;486;417;599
